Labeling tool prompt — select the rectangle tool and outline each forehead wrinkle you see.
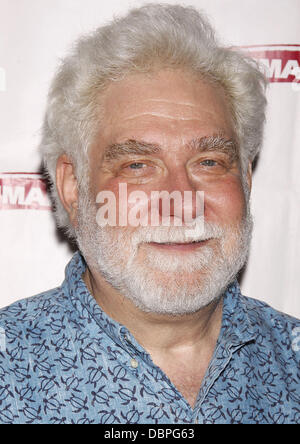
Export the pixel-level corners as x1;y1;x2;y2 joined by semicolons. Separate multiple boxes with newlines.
144;99;201;107
102;139;161;161
124;112;201;121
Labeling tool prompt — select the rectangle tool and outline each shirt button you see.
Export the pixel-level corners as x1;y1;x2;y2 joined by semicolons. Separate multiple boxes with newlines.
130;358;139;369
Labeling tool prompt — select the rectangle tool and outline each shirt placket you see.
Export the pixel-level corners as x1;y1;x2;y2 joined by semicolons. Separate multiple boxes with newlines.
117;326;196;424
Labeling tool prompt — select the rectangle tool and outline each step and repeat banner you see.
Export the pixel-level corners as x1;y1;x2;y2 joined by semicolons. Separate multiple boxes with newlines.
0;0;299;317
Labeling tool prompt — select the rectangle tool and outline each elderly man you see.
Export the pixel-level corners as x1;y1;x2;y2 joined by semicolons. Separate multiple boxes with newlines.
0;4;299;425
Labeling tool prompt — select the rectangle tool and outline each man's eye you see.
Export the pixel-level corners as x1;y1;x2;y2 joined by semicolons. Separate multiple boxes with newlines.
193;157;230;176
200;159;218;167
119;161;156;178
128;162;146;169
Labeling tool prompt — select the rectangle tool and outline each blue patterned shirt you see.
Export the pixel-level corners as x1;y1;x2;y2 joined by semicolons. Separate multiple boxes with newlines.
0;252;299;424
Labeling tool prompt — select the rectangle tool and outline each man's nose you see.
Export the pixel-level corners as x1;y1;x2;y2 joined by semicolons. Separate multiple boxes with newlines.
156;169;204;223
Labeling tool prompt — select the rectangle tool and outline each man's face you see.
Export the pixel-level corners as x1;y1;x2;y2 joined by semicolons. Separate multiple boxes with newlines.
75;69;252;315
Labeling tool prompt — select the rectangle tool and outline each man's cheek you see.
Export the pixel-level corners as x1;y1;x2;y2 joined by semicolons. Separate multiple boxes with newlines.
204;181;246;223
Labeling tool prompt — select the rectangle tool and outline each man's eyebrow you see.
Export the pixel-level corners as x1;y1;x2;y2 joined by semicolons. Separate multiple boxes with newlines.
187;135;238;158
103;139;161;161
102;135;238;162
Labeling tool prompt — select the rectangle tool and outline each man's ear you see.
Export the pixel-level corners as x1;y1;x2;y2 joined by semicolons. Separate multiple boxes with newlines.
246;161;252;193
56;154;79;227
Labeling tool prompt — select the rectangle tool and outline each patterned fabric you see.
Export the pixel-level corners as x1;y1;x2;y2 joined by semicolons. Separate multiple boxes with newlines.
0;252;299;424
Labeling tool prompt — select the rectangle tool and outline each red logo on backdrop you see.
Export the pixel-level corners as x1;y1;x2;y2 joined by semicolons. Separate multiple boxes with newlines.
0;173;52;210
242;44;300;83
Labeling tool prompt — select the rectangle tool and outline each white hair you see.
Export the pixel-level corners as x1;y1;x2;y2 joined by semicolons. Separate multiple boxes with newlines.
39;3;267;238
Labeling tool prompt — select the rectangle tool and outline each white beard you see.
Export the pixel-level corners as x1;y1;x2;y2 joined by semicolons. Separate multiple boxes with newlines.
75;189;252;316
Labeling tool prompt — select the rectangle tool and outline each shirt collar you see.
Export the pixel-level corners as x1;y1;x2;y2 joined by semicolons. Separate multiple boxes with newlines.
220;281;258;348
63;251;257;354
64;251;149;357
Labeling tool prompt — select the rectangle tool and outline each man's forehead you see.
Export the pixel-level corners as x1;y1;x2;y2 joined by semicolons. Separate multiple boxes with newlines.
100;70;233;127
95;71;237;164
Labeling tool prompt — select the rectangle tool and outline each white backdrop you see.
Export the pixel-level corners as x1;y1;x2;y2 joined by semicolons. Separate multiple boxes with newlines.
0;0;299;317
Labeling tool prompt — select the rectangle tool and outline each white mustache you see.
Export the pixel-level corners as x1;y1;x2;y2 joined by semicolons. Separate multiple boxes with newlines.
130;219;224;246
